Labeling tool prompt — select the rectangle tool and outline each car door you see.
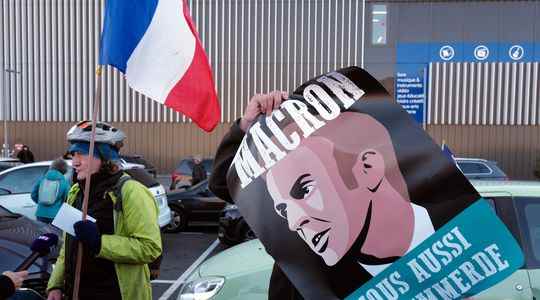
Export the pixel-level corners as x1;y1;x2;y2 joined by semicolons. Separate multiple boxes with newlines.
513;197;540;300
472;196;534;300
190;183;226;223
0;166;48;219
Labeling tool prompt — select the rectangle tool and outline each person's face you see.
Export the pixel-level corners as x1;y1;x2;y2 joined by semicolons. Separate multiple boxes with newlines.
71;152;101;180
266;138;373;266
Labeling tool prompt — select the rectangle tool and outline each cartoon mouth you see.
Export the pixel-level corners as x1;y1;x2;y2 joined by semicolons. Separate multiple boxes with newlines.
312;228;330;252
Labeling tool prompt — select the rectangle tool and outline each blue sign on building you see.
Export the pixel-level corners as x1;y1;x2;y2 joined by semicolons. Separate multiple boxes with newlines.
395;64;427;124
396;42;540;124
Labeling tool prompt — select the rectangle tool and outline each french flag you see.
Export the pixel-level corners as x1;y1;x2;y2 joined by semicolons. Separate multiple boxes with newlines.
99;0;220;132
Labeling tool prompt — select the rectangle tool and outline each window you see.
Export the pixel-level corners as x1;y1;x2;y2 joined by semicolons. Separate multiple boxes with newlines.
457;162;491;175
371;4;387;45
515;197;540;268
0;166;48;194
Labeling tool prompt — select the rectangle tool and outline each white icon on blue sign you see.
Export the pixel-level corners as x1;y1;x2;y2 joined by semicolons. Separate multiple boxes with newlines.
439;45;455;61
509;45;524;60
474;45;489;60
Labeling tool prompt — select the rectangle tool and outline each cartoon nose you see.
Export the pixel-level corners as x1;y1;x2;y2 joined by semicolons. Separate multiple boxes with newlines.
287;208;310;232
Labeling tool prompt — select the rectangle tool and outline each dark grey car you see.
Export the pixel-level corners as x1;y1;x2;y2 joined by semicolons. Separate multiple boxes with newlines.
455;158;508;180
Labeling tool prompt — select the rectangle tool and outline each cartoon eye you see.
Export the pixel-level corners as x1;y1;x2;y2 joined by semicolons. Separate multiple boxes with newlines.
290;173;315;200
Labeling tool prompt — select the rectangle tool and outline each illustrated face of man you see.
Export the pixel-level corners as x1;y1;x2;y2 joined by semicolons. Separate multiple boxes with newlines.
266;137;375;266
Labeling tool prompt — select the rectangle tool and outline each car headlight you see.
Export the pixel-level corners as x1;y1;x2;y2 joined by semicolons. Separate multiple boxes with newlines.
179;277;225;300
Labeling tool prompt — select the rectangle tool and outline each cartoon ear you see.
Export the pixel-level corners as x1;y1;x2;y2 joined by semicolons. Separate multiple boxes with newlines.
352;149;385;192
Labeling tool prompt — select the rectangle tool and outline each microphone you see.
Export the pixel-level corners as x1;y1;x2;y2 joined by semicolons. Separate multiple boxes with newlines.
15;233;59;272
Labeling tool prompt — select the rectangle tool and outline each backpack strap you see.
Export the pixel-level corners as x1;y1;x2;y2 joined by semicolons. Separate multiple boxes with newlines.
111;174;133;212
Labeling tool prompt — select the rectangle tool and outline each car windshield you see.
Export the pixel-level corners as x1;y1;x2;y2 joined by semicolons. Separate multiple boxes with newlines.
175;160;193;175
515;197;540;268
457;161;492;175
0;166;48;194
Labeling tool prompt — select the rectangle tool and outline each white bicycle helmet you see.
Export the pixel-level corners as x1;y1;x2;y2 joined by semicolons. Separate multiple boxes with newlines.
66;120;126;146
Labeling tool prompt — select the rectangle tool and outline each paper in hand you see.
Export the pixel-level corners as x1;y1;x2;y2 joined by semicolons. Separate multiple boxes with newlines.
52;203;96;237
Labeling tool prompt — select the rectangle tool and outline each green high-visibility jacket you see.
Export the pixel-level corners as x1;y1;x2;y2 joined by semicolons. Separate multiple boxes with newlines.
47;178;163;300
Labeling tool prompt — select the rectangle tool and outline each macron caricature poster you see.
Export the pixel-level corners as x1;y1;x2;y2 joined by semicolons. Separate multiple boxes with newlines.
226;67;524;299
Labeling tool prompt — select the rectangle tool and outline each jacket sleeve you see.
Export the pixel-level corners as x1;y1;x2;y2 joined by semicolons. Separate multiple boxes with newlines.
97;181;162;264
46;233;67;292
208;120;246;203
0;274;15;299
31;179;40;203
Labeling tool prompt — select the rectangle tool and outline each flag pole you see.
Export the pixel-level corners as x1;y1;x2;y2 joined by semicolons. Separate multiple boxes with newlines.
72;66;103;300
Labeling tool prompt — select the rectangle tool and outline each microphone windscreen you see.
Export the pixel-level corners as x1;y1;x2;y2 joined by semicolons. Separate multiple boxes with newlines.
30;233;59;256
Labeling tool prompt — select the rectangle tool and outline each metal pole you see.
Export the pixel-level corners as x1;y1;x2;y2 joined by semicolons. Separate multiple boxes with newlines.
361;0;366;69
2;71;7;158
3;69;20;158
72;66;103;300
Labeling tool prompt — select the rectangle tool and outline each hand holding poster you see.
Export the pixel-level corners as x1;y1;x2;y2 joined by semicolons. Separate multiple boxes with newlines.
225;67;523;299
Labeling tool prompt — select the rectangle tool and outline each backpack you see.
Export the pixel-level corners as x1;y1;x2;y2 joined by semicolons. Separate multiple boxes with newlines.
38;178;61;206
110;175;163;279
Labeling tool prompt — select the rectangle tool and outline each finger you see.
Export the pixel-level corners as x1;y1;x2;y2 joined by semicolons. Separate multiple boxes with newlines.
259;95;268;114
269;92;281;115
275;91;287;108
266;92;279;116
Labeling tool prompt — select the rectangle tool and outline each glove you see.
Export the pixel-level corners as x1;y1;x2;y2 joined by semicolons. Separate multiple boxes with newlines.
74;220;101;254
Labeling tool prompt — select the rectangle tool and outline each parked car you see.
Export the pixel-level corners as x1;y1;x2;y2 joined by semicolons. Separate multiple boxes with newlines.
164;179;226;233
120;154;157;177
170;158;213;189
0;205;61;298
455;157;508;180
178;180;540;300
0;160;171;228
0;157;23;172
218;204;256;246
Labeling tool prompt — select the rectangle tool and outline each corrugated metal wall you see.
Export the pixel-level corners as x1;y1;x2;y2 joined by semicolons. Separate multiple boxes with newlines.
5;121;232;173
428;62;539;125
1;0;366;123
7;121;539;178
2;0;539;179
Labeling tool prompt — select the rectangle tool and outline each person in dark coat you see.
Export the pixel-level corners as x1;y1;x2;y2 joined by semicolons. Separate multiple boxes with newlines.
191;155;207;186
16;145;35;163
209;91;304;300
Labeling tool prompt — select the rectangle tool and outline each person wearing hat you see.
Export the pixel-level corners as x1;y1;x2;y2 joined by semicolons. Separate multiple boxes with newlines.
47;121;162;300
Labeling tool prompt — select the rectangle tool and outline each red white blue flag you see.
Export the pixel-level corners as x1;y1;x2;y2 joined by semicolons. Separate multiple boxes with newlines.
99;0;220;132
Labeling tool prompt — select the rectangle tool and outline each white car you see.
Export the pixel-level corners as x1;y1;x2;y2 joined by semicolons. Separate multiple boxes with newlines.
0;160;171;228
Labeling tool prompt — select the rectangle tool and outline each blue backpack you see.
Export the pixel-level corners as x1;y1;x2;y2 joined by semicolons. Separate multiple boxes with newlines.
38;178;61;206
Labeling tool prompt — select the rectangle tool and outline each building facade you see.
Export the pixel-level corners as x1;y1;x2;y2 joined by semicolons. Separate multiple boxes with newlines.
1;0;539;179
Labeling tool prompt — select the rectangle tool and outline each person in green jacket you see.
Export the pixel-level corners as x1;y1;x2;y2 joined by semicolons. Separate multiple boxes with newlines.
31;158;71;224
47;121;162;300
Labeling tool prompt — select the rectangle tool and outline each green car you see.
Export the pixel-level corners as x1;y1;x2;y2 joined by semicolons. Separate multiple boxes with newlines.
178;180;540;300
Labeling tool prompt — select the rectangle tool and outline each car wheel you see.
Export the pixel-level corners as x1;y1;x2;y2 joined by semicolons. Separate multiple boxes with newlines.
163;206;188;233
